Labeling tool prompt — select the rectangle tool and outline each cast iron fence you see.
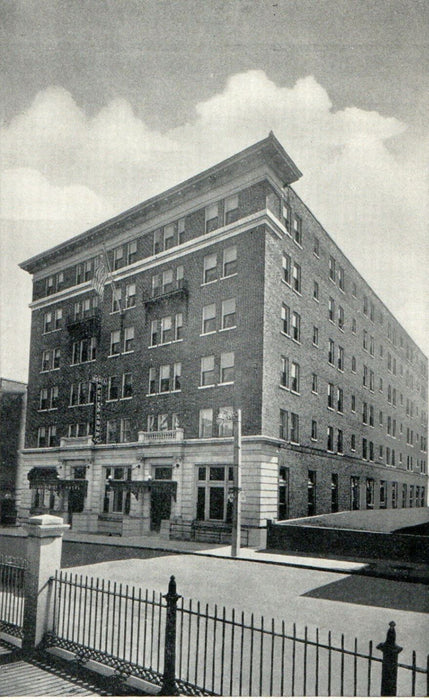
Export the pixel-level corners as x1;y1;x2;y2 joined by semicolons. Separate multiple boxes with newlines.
44;571;429;696
0;553;26;642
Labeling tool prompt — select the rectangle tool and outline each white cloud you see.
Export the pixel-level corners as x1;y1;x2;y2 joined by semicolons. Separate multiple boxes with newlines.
1;70;428;380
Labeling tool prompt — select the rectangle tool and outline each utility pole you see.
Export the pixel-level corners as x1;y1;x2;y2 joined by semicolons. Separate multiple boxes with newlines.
217;408;242;558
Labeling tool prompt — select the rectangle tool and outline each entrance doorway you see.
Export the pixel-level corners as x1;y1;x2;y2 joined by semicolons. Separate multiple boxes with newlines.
150;488;172;530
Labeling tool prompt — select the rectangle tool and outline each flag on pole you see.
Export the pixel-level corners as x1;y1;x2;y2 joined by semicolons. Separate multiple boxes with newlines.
92;254;109;298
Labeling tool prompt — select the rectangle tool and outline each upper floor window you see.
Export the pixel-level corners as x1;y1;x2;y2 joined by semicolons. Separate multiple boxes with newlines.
127;239;138;265
153;229;163;255
290;362;300;393
313;281;319;301
223;246;237;277
280;356;289;388
338;266;345;291
110;330;121;356
292;263;301;293
164;224;175;250
202;303;216;335
363;295;368;316
220;352;234;384
76;260;93;285
328;339;335;365
338;306;344;331
282;203;291;233
201;356;215;386
225;195;239;224
37;425;57;448
199;408;213;438
329;256;336;282
125;283;136;308
203;253;217;284
206;203;219;233
45;271;64;296
123;326;135;353
282;304;290;335
282;254;291;285
293;215;302;245
113;246;124;270
291;312;301;342
111;287;122;313
178;218;185;244
72;337;97;364
41;348;60;372
221;298;236;329
338;345;344;371
313;236;319;257
328;297;335;322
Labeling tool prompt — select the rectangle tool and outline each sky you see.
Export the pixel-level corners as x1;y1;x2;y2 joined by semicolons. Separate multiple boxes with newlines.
1;0;428;382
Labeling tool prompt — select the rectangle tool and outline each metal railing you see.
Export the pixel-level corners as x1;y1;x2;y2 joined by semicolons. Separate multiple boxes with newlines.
0;554;27;642
44;572;429;696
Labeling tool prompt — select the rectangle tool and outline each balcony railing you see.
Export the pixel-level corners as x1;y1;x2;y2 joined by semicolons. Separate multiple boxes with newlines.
138;428;184;443
143;279;188;306
66;309;101;338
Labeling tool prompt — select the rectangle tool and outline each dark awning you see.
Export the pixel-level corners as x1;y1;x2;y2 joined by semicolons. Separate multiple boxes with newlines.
28;468;87;496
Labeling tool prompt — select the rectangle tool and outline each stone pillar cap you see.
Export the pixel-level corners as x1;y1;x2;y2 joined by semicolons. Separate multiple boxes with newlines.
25;514;70;537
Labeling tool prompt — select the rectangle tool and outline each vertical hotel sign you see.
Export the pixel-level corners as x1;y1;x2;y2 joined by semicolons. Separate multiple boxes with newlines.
92;375;107;443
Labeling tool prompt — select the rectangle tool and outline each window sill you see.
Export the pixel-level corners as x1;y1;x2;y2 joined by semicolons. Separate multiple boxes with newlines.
150;339;184;348
120;396;133;401
69;402;95;408
108;353;120;359
312;343;319;348
327;406;335;412
218;381;234;387
40;368;60;373
145;389;182;397
282;279;292;289
219;326;236;333
105;398;119;403
291;337;301;346
201;280;217;288
311;390;318;396
198;384;215;390
290;389;300;396
312;297;320;303
200;331;216;337
310;438;318;442
337;368;344;373
70;359;96;367
292;289;302;297
313;252;320;259
280;384;290;392
220;273;238;281
43;329;61;335
124;304;136;311
123;350;135;355
292;239;303;249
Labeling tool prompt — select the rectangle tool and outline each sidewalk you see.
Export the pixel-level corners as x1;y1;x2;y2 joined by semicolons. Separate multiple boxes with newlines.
64;530;429;583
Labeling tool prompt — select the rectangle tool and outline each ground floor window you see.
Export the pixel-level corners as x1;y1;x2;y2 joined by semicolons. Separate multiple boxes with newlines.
379;480;386;509
331;473;338;513
402;483;407;508
351;476;360;510
366;478;374;509
307;470;316;516
196;465;233;521
103;467;132;514
278;467;289;520
392;482;398;508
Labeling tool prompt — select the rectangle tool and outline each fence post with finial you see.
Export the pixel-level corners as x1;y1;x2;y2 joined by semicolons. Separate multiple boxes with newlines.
160;575;181;696
377;621;403;696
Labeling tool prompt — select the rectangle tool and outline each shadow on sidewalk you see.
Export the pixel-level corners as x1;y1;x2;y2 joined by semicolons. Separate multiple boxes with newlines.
303;573;429;613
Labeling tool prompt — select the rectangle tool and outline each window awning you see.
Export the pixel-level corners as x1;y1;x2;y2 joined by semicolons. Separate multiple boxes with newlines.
27;467;87;495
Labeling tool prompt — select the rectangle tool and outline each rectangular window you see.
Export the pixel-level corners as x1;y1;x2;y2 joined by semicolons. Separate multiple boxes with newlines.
150;319;159;346
351;434;356;451
159;365;170;393
125;283;136;308
39;388;48;410
291;312;301;342
225;194;239;224
338;266;345;291
120;418;132;443
108;375;119;401
363;402;368;424
329;256;336;281
312;373;318;393
292;263;301;293
313;281;319;300
175;313;183;340
313;326;319;346
366;478;374;509
111;287;122;313
201;356;215;386
282;203;291;232
279;409;288;440
328;339;335;365
46;276;55;295
202;303;216;334
148;368;156;395
106;419;118;444
290;413;299;443
127;239;138;265
311;420;318;441
113;246;124;270
362;438;368;460
293;215;302;245
282;253;291;285
282;304;290;335
223;245;237;277
199;409;213;438
337;429;343;454
206;202;219;232
53;348;61;369
290;362;300;393
338;346;344;371
164;224;175;250
313;236;319;257
220;352;234;383
338;306;344;330
43;311;53;333
337;387;343;413
380;481;386;509
178;217;185;244
351;476;360;510
203;253;217;283
123;326;134;353
173;362;181;390
110;330;120;355
328;383;335;409
161;316;173;344
308;471;316;515
147;414;155;432
122;372;133;398
218;406;233;437
331;474;339;513
50;386;59;409
328;297;335;322
153;228;163;254
222;298;236;329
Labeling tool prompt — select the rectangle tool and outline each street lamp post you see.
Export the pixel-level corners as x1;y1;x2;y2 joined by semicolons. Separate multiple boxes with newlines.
217;408;242;558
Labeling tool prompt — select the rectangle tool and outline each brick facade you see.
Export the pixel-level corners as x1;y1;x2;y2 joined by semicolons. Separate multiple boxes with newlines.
18;134;428;534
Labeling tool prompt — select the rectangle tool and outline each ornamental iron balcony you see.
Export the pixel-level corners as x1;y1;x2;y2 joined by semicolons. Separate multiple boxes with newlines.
66;309;101;338
143;279;188;306
138;428;184;443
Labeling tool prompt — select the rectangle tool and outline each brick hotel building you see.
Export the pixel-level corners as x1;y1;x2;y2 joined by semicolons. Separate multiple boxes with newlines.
17;133;428;541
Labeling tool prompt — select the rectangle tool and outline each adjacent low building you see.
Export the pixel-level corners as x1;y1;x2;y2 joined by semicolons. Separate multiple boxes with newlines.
17;133;428;542
0;378;27;524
